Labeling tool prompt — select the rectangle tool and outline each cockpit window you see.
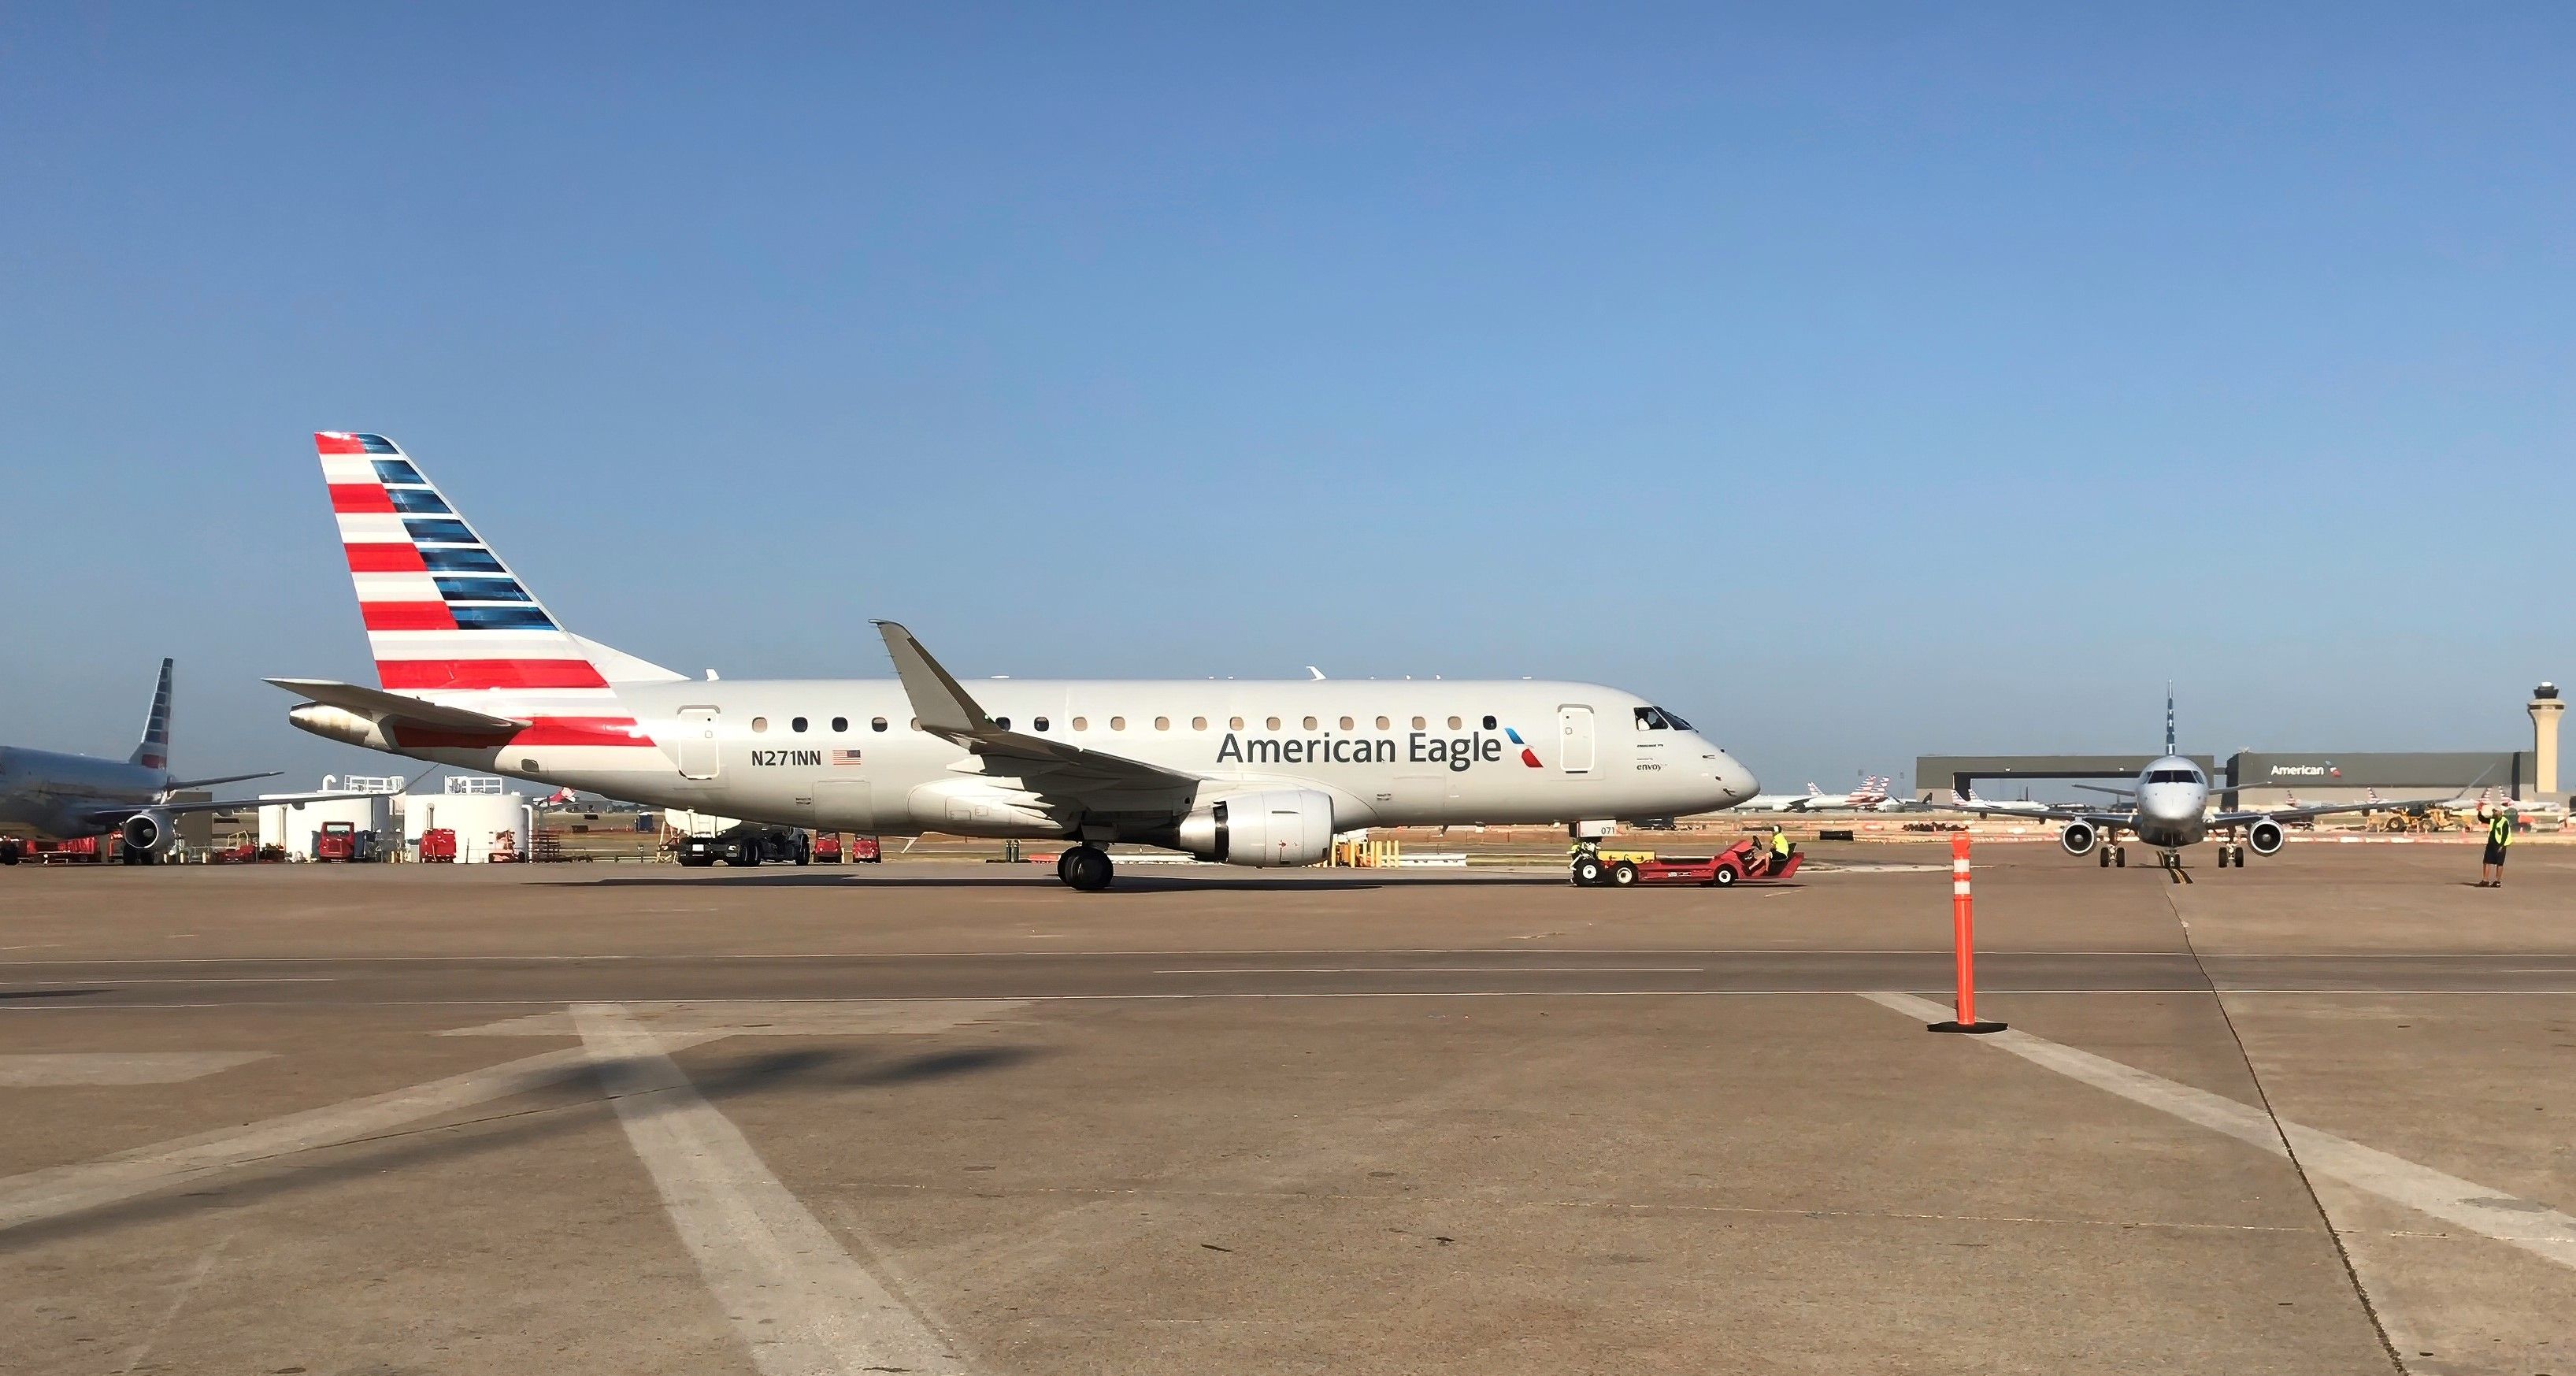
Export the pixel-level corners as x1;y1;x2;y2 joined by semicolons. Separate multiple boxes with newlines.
2146;769;2202;785
1636;707;1692;731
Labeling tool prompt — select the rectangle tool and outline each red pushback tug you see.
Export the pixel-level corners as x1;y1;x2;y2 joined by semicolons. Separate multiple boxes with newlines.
1570;837;1800;888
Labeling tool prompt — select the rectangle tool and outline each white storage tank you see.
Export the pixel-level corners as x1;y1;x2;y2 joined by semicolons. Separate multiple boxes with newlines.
403;777;534;862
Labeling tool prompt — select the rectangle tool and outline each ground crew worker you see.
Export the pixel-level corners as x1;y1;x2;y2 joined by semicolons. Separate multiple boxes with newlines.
1768;825;1792;875
2478;806;2514;887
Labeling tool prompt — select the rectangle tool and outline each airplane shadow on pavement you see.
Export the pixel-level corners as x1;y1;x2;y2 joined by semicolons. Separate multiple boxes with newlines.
0;1040;1047;1248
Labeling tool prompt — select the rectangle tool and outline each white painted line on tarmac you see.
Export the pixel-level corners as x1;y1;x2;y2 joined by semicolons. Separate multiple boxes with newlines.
1859;991;2576;1272
1150;966;1707;974
572;1002;971;1376
0;1051;273;1085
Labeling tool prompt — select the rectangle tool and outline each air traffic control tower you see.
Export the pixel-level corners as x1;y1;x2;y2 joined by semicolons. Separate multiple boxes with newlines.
2533;682;2562;800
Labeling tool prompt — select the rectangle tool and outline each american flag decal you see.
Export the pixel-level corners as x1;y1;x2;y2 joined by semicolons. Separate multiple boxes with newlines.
830;748;864;767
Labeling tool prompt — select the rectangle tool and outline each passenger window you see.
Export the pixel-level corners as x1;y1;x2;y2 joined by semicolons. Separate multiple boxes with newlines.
1266;716;1281;730
1339;716;1354;730
870;717;888;732
1303;716;1318;730
1229;716;1244;730
1447;716;1462;730
909;718;921;731
1412;716;1426;730
1155;716;1170;731
1482;715;1496;730
1110;717;1126;731
1376;716;1390;730
1073;717;1088;731
1192;716;1207;730
751;717;769;733
994;717;1010;730
831;717;847;733
791;717;808;733
1034;716;1049;732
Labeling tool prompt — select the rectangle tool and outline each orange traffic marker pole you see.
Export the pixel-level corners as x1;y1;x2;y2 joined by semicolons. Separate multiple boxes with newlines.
1929;833;2007;1034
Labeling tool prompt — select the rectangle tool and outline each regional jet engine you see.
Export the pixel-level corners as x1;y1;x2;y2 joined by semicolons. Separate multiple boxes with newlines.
1175;790;1335;867
2246;818;2285;856
2059;820;2099;856
119;810;176;858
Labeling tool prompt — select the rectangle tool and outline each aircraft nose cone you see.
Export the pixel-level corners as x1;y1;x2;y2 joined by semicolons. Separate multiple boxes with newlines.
1714;753;1759;808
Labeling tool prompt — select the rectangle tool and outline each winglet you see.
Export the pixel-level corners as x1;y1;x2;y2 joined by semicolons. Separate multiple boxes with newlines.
873;622;995;736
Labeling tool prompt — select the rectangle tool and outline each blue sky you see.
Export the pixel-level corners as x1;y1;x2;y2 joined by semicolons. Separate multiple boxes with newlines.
2;4;2569;793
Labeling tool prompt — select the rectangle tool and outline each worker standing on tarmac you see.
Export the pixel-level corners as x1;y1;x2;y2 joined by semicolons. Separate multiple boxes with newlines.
1767;825;1792;876
2478;806;2514;887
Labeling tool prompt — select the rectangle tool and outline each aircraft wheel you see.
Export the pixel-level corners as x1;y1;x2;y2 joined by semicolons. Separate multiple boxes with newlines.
2113;847;2126;868
1610;860;1640;887
1057;849;1076;883
794;833;812;866
1571;855;1607;887
1711;866;1738;888
2098;847;2111;868
1062;845;1113;892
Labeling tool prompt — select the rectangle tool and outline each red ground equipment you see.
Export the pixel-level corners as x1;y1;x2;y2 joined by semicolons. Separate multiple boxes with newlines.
813;833;843;863
417;829;458;862
313;821;375;862
1573;838;1800;888
850;836;882;862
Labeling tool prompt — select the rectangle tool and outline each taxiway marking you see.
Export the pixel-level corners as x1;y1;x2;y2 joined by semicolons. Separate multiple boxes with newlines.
1859;991;2576;1271
0;1052;273;1085
573;1002;971;1376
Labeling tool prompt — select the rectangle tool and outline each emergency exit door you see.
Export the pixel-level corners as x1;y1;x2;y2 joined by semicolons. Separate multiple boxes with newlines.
676;707;721;779
1559;705;1595;774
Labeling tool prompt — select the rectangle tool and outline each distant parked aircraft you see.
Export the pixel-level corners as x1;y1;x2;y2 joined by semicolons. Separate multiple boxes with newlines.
0;659;359;864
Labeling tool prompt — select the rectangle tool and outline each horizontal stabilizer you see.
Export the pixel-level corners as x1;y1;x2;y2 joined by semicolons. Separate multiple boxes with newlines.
265;678;526;733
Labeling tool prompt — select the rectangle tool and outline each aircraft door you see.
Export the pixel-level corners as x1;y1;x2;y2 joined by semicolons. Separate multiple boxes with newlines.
1559;706;1595;775
676;707;721;780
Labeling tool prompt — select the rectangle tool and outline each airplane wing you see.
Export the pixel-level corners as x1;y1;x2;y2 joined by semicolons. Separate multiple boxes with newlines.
265;678;526;733
2070;783;2137;798
78;786;383;827
162;770;284;791
2211;796;2456;827
874;621;1203;792
1948;799;2132;827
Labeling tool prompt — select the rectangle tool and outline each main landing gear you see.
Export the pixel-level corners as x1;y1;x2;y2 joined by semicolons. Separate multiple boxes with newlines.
2096;844;2127;868
2215;844;2247;868
1056;844;1114;892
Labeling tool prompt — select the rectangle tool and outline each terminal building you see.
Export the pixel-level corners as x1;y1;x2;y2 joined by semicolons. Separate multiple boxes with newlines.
1917;685;2566;811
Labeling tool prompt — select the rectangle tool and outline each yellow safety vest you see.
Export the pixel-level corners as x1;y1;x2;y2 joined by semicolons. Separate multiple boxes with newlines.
1771;833;1791;856
2489;813;2515;847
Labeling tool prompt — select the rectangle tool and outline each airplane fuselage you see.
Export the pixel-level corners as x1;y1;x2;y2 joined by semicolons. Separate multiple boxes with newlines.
297;677;1758;840
0;747;168;840
2129;754;2211;849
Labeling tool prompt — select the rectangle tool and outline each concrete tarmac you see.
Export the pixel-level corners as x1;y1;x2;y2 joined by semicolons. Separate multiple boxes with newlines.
2;842;2570;1374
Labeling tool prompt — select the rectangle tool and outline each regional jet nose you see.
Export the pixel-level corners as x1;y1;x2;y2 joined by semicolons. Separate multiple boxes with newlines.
1710;751;1759;809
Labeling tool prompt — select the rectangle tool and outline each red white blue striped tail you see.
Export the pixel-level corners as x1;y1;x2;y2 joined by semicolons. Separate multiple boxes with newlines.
315;433;682;733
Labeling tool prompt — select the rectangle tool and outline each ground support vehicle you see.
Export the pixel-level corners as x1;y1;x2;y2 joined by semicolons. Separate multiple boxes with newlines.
1570;838;1800;888
677;823;812;868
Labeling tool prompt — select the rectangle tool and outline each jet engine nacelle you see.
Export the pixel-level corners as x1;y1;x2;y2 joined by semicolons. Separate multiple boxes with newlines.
120;810;176;855
2246;818;2285;856
2059;820;2099;856
1175;790;1334;867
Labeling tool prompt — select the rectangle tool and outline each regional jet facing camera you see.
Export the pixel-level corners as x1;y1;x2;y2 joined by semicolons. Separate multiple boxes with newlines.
0;658;363;864
272;433;1759;889
1948;692;2451;876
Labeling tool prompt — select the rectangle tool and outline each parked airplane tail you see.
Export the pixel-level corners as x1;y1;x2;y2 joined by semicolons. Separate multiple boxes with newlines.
314;432;686;704
128;657;173;772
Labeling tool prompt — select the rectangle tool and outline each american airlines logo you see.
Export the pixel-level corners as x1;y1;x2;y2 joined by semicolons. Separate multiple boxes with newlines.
2267;764;2341;777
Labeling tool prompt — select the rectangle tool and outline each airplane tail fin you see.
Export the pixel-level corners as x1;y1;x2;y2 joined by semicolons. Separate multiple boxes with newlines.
128;657;173;772
2164;683;2177;755
313;433;686;702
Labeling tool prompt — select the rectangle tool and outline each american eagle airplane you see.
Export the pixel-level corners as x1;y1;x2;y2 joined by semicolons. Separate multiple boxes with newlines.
274;433;1760;888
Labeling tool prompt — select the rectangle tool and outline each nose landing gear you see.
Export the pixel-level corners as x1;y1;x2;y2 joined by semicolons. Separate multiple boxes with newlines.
2157;849;2192;884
